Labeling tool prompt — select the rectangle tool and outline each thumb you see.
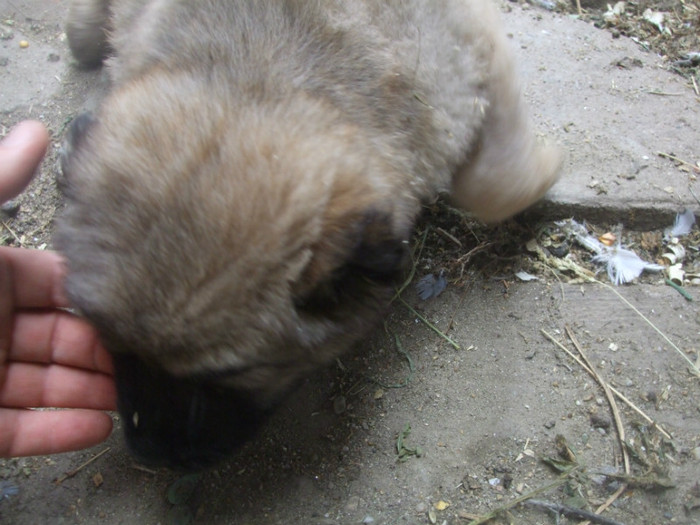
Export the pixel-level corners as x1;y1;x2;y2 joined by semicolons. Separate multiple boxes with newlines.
0;121;50;203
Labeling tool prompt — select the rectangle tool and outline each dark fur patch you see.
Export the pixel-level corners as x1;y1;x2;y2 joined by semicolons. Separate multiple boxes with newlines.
58;112;96;190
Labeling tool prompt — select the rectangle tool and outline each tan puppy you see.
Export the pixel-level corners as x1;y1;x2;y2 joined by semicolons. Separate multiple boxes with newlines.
57;0;560;469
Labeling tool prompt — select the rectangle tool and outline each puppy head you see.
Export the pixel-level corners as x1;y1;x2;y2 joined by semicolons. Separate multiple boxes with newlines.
56;74;414;469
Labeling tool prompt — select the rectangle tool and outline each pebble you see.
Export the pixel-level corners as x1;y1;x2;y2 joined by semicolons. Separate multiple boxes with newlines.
690;447;700;460
1;200;20;217
590;474;607;485
333;395;346;414
590;414;611;429
344;495;365;513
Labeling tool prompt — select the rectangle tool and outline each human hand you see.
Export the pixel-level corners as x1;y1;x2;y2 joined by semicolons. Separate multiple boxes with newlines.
0;121;116;457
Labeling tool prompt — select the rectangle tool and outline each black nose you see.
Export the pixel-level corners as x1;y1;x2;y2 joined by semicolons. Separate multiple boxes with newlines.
111;353;266;470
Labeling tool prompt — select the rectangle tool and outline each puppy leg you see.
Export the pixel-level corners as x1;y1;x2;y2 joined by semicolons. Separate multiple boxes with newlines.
66;0;112;68
450;28;561;223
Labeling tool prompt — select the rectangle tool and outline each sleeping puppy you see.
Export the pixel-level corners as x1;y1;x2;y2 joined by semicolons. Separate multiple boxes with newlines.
57;0;561;470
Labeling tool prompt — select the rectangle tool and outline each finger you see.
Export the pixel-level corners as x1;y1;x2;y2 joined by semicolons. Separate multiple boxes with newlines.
0;362;116;410
0;249;11;360
0;120;49;203
0;248;69;309
10;309;113;374
0;408;113;457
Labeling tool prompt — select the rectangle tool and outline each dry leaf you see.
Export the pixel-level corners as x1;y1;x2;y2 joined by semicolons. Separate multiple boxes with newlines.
598;232;616;246
92;472;104;488
434;500;450;511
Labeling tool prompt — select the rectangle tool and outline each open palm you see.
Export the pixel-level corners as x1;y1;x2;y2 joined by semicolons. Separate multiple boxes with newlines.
0;121;116;457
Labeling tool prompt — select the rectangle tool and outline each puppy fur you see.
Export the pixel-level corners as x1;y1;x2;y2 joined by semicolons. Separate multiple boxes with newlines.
58;0;560;469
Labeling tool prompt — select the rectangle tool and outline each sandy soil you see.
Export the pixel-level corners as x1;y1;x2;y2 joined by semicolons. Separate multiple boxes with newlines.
1;1;699;524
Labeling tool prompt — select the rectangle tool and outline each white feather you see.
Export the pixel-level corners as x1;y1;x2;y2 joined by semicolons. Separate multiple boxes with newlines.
667;209;696;237
592;247;664;285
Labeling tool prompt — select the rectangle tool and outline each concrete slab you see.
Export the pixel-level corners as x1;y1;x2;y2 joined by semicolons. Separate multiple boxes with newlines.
505;7;699;228
0;1;67;112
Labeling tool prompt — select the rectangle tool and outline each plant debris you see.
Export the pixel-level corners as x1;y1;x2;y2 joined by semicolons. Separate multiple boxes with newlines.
555;219;664;285
416;271;447;300
559;0;700;80
396;423;423;461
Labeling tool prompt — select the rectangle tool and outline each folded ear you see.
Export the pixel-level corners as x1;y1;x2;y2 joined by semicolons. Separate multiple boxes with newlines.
292;209;410;315
58;112;97;190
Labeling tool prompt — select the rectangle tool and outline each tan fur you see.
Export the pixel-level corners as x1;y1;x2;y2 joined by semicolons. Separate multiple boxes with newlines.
58;0;561;465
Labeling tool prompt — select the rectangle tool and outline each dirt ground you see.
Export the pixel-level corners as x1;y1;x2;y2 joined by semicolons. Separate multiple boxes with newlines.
1;1;699;524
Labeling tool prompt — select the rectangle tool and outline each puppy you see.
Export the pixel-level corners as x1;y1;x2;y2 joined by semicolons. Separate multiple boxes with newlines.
57;0;560;469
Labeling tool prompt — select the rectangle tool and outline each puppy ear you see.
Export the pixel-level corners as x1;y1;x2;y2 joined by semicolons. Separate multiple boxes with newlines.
293;210;409;315
58;112;97;190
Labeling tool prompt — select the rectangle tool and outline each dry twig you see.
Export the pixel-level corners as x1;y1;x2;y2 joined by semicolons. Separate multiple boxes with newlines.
397;296;460;349
392;229;428;302
54;447;111;484
597;281;700;376
467;470;577;525
657;151;700;171
1;220;24;246
525;499;625;525
436;226;462;247
565;326;630;475
541;329;672;440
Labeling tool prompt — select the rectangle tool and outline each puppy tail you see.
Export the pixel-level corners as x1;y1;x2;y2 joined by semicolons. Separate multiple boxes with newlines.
450;32;562;223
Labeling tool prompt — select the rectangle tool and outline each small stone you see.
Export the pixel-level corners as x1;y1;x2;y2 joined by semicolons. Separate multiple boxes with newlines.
502;474;513;490
544;420;556;429
92;472;104;487
19;39;29;48
690;447;700;460
333;395;346;414
344;495;364;513
590;474;607;485
1;200;20;217
590;414;611;429
47;53;60;62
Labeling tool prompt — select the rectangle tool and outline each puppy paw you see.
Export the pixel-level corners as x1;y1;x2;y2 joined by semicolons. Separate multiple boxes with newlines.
66;0;112;68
